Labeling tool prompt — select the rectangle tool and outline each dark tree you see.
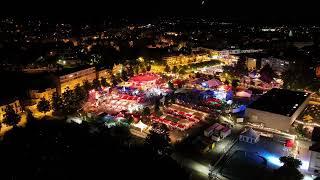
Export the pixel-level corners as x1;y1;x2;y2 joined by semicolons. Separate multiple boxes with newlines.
164;95;170;105
178;68;186;74
172;66;178;73
282;56;315;91
111;125;131;146
25;109;37;125
82;80;92;92
121;69;128;81
62;88;78;115
37;98;51;115
0;118;189;180
142;107;151;116
100;77;110;87
273;156;303;180
92;79;101;90
260;64;275;83
2;105;21;127
111;75;118;87
145;123;172;157
154;98;160;112
52;92;63;113
133;65;139;75
232;79;240;93
233;55;248;76
146;64;151;71
127;116;134;124
126;66;134;77
74;84;87;102
168;81;175;90
164;65;171;73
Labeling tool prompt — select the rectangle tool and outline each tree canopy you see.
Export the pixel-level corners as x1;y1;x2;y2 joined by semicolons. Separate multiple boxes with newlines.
2;105;21;127
51;92;63;113
144;123;172;158
273;156;303;180
260;64;276;83
0;119;188;180
142;107;151;116
37;97;51;115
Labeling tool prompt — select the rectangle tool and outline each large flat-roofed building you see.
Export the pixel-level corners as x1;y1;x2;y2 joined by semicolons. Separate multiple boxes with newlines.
245;88;310;131
163;53;210;67
56;67;96;94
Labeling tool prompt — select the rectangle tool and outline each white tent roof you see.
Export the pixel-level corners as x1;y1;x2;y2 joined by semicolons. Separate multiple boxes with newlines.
236;90;252;98
205;79;222;88
133;121;148;131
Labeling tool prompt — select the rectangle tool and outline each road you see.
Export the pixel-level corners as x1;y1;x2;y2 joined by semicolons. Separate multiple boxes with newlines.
172;121;243;180
172;153;209;180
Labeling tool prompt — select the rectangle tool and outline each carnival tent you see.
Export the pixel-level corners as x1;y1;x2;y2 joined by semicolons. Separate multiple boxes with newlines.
201;78;222;88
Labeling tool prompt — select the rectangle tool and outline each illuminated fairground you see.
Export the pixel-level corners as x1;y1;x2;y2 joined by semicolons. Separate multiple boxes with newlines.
83;73;170;116
83;88;145;115
151;103;209;131
118;73;164;89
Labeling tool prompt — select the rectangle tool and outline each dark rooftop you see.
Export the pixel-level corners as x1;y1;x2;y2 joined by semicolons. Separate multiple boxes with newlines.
247;88;310;117
55;66;94;77
310;142;320;153
312;127;320;142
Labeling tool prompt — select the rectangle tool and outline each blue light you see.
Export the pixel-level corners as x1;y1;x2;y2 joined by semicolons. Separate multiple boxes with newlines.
260;152;283;167
265;155;283;167
262;153;309;170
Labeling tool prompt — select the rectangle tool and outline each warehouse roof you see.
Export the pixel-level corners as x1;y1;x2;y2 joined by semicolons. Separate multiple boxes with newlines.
247;88;310;117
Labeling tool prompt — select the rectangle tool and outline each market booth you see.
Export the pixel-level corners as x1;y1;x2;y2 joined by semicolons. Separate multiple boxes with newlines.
239;128;260;144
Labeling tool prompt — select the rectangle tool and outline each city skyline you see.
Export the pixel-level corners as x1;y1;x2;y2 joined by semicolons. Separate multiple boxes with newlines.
0;10;319;180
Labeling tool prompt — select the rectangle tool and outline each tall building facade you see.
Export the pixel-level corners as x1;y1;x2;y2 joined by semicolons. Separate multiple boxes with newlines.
57;67;97;94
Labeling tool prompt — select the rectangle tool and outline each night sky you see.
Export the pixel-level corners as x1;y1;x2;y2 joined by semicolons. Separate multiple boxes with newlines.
3;0;320;24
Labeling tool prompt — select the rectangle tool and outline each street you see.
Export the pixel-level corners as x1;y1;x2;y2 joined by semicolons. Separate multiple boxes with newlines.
172;121;243;180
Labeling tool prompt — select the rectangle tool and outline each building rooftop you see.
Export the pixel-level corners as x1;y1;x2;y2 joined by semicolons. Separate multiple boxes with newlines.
55;66;95;77
312;127;320;142
310;142;320;153
247;88;310;117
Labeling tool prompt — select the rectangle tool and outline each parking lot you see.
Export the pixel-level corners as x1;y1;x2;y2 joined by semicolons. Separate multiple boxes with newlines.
213;136;289;179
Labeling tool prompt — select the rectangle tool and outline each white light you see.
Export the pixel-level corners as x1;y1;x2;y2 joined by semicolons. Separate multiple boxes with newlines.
300;160;309;170
303;175;313;180
133;121;148;132
189;161;209;175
